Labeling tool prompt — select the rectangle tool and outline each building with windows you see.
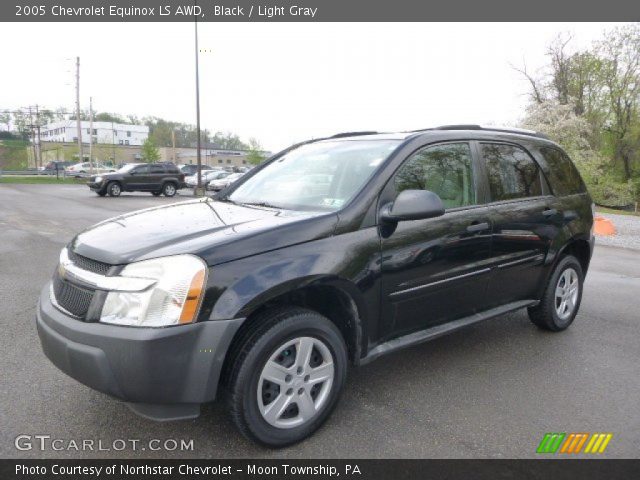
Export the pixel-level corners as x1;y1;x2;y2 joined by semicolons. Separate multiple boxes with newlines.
40;121;149;146
159;147;270;168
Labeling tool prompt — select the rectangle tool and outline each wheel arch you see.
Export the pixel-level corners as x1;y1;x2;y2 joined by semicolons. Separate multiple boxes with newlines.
556;236;592;275
536;235;592;300
221;277;367;373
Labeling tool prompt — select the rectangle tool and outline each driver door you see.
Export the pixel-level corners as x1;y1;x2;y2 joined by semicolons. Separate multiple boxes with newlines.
379;142;494;337
127;164;150;189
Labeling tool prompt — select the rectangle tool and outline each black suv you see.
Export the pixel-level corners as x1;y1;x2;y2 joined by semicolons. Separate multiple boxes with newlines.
37;126;594;447
87;162;185;197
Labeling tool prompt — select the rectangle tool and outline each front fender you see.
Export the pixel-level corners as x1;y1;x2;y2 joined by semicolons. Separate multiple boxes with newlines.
198;229;382;353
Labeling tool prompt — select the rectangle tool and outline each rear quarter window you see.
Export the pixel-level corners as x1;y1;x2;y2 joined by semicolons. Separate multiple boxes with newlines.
539;147;586;196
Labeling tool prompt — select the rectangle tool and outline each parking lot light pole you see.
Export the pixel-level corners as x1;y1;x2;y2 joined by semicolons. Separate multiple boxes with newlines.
194;5;204;197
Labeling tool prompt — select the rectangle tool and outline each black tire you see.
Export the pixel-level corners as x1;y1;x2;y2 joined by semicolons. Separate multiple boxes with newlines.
528;255;584;331
162;182;177;197
107;182;121;197
226;307;347;447
96;191;107;197
151;191;162;196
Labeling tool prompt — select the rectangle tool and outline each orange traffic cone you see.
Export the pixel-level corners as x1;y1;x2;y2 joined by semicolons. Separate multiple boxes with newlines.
594;215;616;236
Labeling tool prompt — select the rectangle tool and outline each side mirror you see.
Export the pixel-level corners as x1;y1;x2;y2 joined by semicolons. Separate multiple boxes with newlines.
380;189;445;222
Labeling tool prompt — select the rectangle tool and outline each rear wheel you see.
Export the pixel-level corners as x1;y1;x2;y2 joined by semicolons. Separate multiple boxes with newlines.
107;182;121;197
528;255;583;331
162;182;177;197
226;307;347;447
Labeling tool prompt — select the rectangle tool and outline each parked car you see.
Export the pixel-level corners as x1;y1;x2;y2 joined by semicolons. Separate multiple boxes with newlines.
86;162;185;197
42;161;73;175
37;126;594;447
67;162;116;175
207;172;244;191
186;170;229;188
178;164;214;176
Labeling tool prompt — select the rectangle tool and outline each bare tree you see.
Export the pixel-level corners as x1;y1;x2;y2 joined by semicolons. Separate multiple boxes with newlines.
512;60;545;104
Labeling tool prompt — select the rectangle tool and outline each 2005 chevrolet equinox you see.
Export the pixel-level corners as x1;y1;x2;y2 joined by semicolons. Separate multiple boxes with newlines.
37;125;594;447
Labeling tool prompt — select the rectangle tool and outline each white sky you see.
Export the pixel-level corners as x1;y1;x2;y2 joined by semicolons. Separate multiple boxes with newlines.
0;22;626;151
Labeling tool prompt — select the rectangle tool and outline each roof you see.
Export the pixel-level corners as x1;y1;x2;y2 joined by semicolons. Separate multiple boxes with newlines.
322;124;550;142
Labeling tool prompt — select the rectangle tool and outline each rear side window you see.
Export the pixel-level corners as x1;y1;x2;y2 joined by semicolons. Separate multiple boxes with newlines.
539;147;586;196
394;142;476;209
481;143;542;201
150;165;165;174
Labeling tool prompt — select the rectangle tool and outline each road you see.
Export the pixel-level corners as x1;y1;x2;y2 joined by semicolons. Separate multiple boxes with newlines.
1;184;639;458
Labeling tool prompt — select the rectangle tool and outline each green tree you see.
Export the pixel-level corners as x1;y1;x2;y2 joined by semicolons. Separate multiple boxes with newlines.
246;138;266;165
517;25;640;205
95;112;127;123
212;131;248;150
140;138;160;163
0;110;10;131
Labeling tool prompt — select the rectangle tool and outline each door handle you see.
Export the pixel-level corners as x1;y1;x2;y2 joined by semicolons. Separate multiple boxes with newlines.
466;222;489;233
542;208;558;218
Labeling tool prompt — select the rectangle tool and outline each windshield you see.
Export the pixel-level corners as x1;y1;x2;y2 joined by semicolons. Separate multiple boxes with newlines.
228;139;399;211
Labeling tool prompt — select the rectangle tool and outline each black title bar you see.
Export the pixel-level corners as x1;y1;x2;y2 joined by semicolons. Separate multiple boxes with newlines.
3;0;640;22
3;459;640;480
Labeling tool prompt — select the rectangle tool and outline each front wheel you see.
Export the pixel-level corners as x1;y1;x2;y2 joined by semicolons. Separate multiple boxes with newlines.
528;255;584;331
107;182;121;197
226;308;347;447
162;183;176;197
96;191;107;197
151;191;162;196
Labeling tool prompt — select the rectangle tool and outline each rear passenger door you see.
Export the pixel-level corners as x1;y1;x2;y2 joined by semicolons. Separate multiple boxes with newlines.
478;142;559;306
148;164;166;190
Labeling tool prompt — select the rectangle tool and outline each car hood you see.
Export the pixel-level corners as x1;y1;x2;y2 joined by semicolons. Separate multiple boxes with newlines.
70;198;338;266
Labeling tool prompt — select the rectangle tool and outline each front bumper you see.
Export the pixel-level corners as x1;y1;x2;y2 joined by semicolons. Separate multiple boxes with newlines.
36;284;244;420
87;181;105;191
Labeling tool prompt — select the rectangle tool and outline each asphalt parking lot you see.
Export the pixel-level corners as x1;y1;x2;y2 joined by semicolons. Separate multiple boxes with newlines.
1;184;639;458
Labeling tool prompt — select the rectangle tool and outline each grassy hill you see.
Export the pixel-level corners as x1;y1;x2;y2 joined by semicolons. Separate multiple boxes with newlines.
0;139;29;170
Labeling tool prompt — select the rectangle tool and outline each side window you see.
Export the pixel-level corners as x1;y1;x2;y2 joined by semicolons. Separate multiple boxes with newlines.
394;142;476;209
481;143;542;201
133;165;149;175
150;165;165;174
539;147;586;196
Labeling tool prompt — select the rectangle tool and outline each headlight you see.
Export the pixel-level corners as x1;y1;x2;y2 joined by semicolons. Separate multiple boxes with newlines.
94;176;103;183
100;255;207;327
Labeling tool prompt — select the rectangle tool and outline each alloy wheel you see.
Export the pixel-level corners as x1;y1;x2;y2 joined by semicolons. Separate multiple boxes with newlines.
257;336;334;429
555;267;579;320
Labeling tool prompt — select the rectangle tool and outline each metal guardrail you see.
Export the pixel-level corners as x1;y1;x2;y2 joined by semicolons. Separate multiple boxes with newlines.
0;169;90;178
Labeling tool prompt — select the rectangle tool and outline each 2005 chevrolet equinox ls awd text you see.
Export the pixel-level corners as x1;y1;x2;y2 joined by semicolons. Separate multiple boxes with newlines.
37;125;594;447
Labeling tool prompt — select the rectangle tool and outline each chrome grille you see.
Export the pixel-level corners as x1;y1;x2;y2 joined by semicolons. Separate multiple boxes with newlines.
67;249;112;275
52;273;94;319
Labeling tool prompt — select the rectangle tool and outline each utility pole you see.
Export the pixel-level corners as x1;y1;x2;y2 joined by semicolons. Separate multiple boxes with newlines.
35;104;42;169
89;97;94;174
194;6;203;195
111;121;116;166
27;106;37;168
172;129;176;163
75;56;83;164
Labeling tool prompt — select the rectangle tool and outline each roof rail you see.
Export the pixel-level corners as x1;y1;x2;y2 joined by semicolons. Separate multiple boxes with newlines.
329;131;379;139
413;124;549;139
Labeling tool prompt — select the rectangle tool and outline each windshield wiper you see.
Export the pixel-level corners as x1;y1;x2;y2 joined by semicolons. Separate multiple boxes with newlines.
240;201;282;209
